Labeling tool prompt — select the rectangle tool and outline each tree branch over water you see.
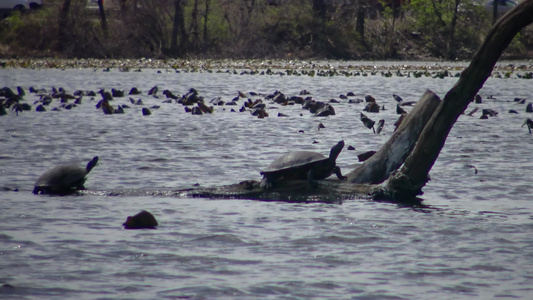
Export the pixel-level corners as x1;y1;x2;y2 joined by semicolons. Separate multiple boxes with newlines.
376;0;533;200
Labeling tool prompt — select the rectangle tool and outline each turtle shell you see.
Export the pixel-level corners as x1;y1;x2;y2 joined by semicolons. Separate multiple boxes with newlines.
33;156;98;194
262;151;327;173
261;151;332;182
260;141;344;184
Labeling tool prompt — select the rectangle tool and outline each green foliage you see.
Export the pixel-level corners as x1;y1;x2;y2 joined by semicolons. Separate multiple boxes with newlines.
404;0;497;58
0;0;530;60
0;12;25;44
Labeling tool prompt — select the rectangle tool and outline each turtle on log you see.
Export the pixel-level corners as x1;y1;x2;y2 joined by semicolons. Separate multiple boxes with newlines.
33;156;99;194
260;141;346;188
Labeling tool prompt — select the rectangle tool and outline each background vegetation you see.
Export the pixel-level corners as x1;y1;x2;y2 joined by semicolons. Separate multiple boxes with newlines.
0;0;531;60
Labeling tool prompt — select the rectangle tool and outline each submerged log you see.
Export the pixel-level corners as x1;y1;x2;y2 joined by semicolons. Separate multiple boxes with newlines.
185;180;375;203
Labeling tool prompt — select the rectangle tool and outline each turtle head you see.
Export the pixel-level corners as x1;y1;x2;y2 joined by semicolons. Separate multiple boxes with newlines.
86;156;99;173
329;140;344;162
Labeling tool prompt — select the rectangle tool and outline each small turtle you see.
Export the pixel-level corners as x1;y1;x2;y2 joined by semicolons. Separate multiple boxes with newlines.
33;156;99;194
123;210;158;229
260;141;346;188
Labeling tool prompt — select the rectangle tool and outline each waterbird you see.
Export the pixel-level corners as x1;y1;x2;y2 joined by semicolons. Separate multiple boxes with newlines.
522;118;533;134
360;113;376;133
148;85;158;95
396;104;406;115
392;94;403;102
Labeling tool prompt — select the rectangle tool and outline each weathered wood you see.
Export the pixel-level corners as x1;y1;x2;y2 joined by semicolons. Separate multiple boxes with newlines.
85;179;379;203
375;0;533;200
183;180;375;203
347;89;441;184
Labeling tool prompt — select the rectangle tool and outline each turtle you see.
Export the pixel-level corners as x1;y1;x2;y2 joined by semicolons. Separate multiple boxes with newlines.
33;156;99;194
123;210;159;229
260;141;346;188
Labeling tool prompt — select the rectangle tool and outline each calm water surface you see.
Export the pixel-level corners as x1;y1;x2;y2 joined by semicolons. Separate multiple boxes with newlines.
1;64;532;299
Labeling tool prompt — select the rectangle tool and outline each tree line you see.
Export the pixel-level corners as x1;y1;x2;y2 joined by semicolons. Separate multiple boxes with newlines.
0;0;531;60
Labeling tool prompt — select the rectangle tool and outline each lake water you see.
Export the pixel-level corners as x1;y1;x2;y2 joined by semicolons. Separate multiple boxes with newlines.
1;62;533;299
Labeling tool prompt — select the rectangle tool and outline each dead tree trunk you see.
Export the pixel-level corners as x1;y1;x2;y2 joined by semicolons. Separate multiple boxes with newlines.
447;0;461;59
170;0;187;56
57;0;71;52
97;0;108;38
190;0;200;51
375;0;533;200
203;0;210;50
347;90;441;184
355;1;365;43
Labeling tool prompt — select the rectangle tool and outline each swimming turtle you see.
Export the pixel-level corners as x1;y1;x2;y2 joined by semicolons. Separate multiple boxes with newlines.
260;141;346;188
123;210;159;229
33;156;99;194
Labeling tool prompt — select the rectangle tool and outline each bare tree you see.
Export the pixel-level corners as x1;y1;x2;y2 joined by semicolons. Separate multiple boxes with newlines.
190;0;200;50
170;0;188;56
447;0;461;59
57;0;72;51
203;0;210;49
356;0;366;42
97;0;108;37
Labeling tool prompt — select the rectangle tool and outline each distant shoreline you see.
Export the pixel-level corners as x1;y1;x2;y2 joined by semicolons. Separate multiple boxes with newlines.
2;58;533;72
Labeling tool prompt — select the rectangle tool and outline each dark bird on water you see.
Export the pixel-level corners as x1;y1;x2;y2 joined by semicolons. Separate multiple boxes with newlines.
396;104;406;115
148;86;158;96
99;90;113;101
376;119;385;134
392;94;403;102
360;113;376;133
522;118;533;134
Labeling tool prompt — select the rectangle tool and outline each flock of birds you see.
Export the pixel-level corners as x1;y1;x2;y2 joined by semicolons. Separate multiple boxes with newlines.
1;80;531;150
0;83;416;127
2;81;531;157
2;82;531;133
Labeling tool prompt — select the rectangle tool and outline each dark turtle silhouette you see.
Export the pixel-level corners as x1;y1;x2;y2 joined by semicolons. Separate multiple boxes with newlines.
123;210;159;229
260;141;346;188
33;156;99;194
